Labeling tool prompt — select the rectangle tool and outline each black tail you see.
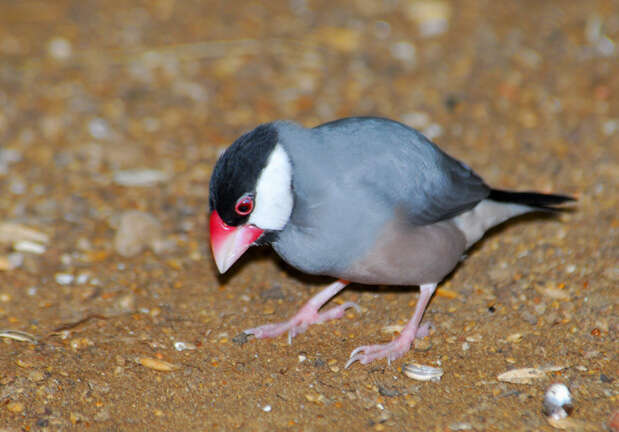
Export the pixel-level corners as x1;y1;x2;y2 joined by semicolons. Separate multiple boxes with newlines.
488;188;576;210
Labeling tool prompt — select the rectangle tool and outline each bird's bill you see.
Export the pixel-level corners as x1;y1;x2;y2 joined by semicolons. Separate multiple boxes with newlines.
209;211;264;274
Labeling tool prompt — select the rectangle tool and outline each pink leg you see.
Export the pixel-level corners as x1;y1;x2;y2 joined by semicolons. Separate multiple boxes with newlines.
345;283;437;368
245;280;358;344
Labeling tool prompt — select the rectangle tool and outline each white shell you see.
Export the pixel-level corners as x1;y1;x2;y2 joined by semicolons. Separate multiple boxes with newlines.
403;363;443;381
543;383;573;420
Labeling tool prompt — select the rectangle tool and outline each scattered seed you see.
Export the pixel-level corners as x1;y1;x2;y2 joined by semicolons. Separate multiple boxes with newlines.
436;287;459;299
497;367;546;384
535;284;570;300
139;357;179;371
541;365;567;373
403;363;443;382
16;358;32;368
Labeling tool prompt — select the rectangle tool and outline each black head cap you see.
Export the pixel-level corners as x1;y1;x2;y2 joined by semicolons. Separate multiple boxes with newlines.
209;123;279;226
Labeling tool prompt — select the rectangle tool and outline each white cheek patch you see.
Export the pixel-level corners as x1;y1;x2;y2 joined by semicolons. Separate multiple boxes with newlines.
248;144;293;230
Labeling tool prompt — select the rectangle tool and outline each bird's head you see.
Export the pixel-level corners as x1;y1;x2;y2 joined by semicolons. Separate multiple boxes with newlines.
208;123;293;273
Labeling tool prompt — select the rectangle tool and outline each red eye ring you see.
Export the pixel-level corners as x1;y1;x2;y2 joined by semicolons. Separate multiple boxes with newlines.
235;195;254;216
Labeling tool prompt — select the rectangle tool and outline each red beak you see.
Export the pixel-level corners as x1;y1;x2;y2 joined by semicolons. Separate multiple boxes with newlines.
209;211;264;273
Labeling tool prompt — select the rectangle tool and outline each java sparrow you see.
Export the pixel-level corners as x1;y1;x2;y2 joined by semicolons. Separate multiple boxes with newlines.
208;117;574;367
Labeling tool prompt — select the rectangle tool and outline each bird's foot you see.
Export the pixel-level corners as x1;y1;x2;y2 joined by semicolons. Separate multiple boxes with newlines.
245;301;360;344
345;322;431;368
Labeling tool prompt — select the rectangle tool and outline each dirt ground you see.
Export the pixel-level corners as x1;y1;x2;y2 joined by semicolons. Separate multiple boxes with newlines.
0;0;617;431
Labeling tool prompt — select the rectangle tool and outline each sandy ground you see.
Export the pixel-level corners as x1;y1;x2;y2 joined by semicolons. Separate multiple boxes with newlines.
0;0;617;430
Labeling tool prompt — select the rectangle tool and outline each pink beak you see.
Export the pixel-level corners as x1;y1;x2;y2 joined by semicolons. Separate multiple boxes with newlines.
209;211;264;273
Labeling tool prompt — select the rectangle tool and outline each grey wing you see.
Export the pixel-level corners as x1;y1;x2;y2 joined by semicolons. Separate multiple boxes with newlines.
405;148;490;224
321;117;490;225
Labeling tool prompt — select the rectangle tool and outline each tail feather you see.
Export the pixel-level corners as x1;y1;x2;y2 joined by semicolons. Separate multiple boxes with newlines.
488;189;576;210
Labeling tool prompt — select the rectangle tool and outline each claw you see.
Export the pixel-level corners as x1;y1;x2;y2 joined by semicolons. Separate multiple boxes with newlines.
345;320;433;368
344;357;357;369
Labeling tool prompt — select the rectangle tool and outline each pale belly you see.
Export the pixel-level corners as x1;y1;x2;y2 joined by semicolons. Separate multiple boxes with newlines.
338;219;467;286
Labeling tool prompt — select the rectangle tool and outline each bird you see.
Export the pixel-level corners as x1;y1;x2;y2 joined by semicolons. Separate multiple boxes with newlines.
208;117;574;367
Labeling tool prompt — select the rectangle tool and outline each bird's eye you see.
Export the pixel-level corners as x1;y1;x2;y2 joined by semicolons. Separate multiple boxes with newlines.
235;195;254;216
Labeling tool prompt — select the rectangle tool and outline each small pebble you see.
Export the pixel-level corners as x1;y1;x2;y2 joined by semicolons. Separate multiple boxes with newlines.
232;333;249;345
390;41;416;66
609;410;619;432
449;423;473;431
6;401;24;413
423;123;443;140
506;333;523;343
27;370;45;382
174;341;197;351
113;211;164;257
94;408;111;422
600;374;612;383
13;240;46;254
55;273;74;285
465;334;482;343
259;284;285;300
47;37;72;60
402;112;430;129
0;223;49;245
88;118;111;140
0;252;24;270
76;273;90;284
114;169;170;187
406;1;451;37
262;405;272;412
